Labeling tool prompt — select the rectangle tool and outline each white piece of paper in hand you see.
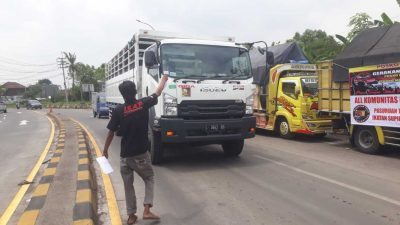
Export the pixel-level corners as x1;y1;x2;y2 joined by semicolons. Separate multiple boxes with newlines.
96;156;114;174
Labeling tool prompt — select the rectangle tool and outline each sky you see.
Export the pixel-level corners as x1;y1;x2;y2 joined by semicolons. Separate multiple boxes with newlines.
0;0;399;86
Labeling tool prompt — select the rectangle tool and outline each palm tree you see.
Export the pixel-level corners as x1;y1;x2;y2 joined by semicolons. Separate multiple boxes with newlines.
63;52;77;87
374;13;398;26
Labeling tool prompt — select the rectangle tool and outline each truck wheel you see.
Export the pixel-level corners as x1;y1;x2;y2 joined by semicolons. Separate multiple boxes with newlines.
222;139;244;157
354;127;381;154
314;133;327;138
277;118;294;139
148;126;163;164
93;111;97;118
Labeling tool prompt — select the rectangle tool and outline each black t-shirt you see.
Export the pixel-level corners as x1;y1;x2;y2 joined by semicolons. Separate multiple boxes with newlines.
107;94;158;157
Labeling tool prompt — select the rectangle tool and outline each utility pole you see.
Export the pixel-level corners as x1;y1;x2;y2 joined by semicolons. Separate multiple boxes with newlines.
57;54;69;103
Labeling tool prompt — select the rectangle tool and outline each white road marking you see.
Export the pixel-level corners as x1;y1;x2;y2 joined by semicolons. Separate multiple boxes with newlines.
17;112;22;114
19;120;29;126
254;154;400;207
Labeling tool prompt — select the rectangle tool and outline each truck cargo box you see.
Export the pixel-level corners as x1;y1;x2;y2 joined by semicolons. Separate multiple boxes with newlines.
317;61;350;113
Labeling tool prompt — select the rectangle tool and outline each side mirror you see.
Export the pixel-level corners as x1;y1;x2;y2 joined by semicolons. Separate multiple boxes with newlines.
144;51;157;68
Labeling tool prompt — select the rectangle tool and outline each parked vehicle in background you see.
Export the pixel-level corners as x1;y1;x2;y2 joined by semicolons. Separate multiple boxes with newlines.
91;92;109;118
250;43;332;138
0;101;7;113
27;100;42;110
317;24;400;154
105;30;256;164
318;61;400;154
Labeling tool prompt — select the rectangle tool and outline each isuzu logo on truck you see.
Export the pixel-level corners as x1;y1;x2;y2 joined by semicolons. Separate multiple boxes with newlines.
200;87;227;92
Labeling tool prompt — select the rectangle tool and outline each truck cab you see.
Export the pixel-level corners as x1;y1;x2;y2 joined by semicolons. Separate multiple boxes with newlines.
254;64;332;138
143;39;256;163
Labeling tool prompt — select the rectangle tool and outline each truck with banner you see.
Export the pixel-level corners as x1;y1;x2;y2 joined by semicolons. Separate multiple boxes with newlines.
317;24;400;154
318;61;400;154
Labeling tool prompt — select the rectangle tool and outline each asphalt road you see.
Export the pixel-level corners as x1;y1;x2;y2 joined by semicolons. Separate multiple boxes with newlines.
57;109;400;225
0;108;50;215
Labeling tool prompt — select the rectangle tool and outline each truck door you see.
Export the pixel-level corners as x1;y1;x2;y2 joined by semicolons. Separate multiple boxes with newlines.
277;80;301;120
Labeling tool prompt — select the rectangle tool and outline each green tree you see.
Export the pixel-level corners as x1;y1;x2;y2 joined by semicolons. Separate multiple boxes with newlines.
374;12;398;26
38;78;52;85
64;52;77;87
24;84;42;99
287;29;343;63
347;13;374;40
0;86;5;96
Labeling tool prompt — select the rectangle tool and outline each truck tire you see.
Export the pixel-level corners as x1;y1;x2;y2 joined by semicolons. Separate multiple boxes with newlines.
222;139;244;157
277;118;294;139
93;111;97;118
148;127;163;164
314;133;327;138
354;126;381;154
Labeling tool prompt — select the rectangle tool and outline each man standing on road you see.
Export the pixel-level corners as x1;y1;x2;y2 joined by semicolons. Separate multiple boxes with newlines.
103;75;168;224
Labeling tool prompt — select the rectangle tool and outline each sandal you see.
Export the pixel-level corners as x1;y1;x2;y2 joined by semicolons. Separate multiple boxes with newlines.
127;214;137;224
143;212;160;220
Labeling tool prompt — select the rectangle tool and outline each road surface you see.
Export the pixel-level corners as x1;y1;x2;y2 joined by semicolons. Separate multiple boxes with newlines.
57;109;400;225
0;109;50;216
0;110;400;225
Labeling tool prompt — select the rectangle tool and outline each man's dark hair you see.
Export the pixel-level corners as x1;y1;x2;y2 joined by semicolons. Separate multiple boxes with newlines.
119;80;137;102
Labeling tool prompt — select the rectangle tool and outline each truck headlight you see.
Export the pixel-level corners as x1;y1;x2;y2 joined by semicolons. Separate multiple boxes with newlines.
245;94;254;114
163;93;177;116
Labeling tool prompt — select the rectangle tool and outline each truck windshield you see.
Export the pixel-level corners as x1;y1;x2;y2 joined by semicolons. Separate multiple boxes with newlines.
160;44;251;79
301;78;318;96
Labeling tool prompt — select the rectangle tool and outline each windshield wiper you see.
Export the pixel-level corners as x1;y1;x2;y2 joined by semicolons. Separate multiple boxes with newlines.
196;74;228;83
173;75;203;82
222;74;247;83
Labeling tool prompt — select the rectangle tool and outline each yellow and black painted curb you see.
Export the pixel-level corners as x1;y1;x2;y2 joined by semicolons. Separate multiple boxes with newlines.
72;123;97;225
16;122;66;225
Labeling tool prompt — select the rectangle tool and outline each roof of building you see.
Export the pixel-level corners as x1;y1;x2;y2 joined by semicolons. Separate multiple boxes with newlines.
1;82;26;89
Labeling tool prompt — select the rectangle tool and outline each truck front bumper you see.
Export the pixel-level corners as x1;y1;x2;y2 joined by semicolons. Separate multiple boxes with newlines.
159;116;256;143
298;119;333;134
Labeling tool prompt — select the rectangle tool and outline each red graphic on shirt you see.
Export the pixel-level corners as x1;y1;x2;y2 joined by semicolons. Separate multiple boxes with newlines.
123;101;144;117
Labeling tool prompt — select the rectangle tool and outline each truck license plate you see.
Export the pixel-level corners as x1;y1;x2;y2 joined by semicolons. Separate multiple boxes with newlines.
207;124;225;132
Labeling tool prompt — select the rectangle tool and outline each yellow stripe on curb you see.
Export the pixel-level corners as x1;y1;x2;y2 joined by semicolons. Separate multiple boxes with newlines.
16;210;40;225
77;171;90;181
0;115;55;225
79;150;87;155
78;143;86;148
32;184;50;197
71;118;122;225
73;219;94;225
76;189;92;203
50;157;61;163
54;150;63;154
79;158;89;165
43;168;57;176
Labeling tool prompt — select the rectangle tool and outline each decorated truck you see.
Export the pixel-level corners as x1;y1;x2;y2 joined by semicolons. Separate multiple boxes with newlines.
250;42;332;138
317;24;400;154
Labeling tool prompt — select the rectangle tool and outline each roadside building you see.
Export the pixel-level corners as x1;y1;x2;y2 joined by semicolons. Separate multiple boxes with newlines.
1;82;25;101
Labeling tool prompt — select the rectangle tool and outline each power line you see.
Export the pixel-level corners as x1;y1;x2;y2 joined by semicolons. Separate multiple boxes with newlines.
0;67;59;74
0;56;57;67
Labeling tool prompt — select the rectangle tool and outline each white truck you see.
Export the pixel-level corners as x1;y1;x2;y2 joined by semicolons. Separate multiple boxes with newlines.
105;30;256;164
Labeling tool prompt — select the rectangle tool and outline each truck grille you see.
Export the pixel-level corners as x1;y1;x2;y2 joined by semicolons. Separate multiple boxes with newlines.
178;100;245;119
